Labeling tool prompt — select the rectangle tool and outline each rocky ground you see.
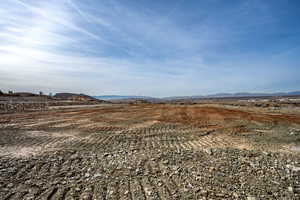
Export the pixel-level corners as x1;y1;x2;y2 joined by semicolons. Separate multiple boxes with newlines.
1;148;300;200
0;104;300;199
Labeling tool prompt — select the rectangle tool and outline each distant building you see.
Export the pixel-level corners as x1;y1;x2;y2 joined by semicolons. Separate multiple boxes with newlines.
8;91;13;94
39;91;43;95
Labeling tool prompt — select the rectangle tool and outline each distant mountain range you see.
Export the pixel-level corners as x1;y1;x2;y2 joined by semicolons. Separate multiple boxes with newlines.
94;91;300;101
93;95;157;100
163;91;300;100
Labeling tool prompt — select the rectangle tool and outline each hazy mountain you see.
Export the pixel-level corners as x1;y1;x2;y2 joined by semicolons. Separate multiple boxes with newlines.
54;93;98;101
164;91;300;100
93;91;300;101
94;95;157;100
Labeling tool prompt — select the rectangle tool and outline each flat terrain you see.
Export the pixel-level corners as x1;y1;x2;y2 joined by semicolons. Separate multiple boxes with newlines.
1;104;300;199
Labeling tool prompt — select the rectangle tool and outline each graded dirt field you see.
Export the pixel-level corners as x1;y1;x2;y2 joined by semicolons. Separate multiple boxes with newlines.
0;104;300;199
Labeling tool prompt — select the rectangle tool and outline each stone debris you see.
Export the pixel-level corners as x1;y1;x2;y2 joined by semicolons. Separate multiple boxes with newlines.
1;104;300;199
0;102;47;113
0;148;299;199
286;164;300;172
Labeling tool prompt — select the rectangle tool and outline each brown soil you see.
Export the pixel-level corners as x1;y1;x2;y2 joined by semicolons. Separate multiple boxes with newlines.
0;104;300;199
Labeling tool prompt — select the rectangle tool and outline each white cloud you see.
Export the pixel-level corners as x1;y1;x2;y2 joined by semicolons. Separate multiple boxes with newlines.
0;0;299;96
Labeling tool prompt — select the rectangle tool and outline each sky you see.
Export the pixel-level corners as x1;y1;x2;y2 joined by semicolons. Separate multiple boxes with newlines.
0;0;300;97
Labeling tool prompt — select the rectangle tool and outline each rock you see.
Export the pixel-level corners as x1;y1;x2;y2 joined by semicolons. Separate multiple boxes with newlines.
233;192;239;198
286;164;300;172
93;173;102;178
103;153;109;157
289;132;295;135
288;186;294;193
108;190;114;195
247;196;259;200
162;160;169;165
70;154;79;160
186;183;193;188
205;149;213;155
81;192;92;200
145;187;152;196
216;193;225;197
200;190;208;196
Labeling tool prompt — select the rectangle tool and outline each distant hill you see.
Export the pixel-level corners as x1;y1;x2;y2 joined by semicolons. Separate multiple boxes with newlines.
164;91;300;100
93;91;300;101
287;91;300;95
54;93;98;101
94;95;157;100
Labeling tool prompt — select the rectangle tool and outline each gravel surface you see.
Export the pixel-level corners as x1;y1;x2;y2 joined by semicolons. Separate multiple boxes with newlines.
0;148;300;200
1;104;300;199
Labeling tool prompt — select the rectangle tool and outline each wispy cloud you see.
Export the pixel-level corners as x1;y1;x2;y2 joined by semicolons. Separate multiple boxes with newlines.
67;0;91;23
0;0;299;96
14;0;103;41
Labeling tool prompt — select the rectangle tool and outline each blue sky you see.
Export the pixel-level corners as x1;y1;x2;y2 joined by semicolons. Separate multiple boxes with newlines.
0;0;300;97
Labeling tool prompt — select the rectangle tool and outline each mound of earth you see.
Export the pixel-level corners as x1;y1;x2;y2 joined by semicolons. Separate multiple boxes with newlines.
54;93;98;101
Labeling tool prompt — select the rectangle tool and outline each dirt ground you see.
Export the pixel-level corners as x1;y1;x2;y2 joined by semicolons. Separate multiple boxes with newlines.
0;104;300;199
